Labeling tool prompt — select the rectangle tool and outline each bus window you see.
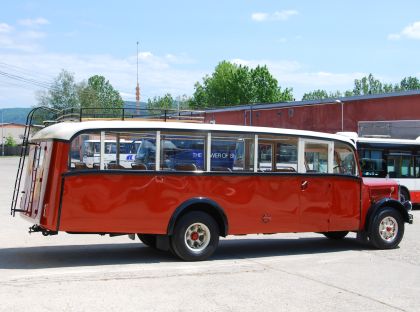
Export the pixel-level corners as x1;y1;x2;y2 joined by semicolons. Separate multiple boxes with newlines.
416;157;420;177
360;149;386;177
70;132;101;169
160;133;206;171
210;134;237;172
232;135;254;172
387;154;414;178
135;137;157;170
258;142;273;172
334;142;358;176
276;137;298;172
304;141;329;173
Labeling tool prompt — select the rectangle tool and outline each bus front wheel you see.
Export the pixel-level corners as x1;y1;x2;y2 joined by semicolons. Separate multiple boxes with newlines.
171;211;219;261
368;207;404;249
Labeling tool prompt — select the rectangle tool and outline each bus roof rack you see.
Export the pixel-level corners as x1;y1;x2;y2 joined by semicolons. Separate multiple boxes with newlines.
57;107;207;123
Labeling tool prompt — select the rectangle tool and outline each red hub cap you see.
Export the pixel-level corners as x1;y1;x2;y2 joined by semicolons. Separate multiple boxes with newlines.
191;232;199;241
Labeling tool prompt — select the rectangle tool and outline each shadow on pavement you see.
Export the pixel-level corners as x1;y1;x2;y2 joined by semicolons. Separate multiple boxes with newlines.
0;236;369;270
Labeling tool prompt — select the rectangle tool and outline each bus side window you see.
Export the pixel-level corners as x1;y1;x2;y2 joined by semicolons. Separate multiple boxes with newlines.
303;142;329;173
160;132;206;171
334;142;358;176
70;132;100;170
210;137;237;172
232;135;254;172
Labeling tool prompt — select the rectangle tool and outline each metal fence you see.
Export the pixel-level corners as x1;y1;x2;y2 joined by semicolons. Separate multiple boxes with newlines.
0;145;24;156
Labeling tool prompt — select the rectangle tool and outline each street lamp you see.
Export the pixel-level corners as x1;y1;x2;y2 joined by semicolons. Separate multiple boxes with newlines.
335;99;344;132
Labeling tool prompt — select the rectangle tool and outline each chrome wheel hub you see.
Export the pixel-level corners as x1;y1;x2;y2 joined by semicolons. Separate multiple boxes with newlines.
379;216;398;242
184;223;210;252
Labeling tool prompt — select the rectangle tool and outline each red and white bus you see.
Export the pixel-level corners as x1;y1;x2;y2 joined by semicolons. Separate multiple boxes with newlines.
338;133;420;205
12;117;413;261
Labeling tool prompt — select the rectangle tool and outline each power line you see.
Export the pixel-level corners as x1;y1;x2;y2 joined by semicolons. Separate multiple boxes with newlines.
0;62;56;81
0;70;52;89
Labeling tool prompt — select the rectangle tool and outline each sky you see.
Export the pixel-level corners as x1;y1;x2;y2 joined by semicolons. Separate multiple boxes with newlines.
1;0;420;108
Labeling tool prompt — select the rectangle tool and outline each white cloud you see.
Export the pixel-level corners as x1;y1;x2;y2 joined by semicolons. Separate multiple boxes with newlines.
251;10;298;22
18;17;50;27
0;23;13;33
387;33;400;40
0;51;205;107
22;30;46;39
273;10;299;21
388;21;420;40
251;13;268;22
401;21;420;39
0;19;49;52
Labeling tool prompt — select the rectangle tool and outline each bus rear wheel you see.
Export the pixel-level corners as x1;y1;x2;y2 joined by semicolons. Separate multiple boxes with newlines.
322;231;349;240
137;234;157;248
170;211;219;261
368;207;404;249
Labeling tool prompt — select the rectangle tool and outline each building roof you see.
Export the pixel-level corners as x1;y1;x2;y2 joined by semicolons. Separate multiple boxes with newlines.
0;123;26;128
31;120;356;147
204;90;420;113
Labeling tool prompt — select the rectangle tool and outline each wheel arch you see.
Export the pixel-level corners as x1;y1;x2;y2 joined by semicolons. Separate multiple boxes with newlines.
365;198;410;231
167;197;228;237
399;185;411;201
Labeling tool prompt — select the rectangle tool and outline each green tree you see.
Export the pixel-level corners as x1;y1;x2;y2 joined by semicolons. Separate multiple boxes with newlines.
250;65;293;103
79;75;124;117
190;61;293;108
398;76;420;91
36;69;81;110
147;93;174;110
302;89;343;101
352;74;384;95
5;134;17;146
302;89;329;101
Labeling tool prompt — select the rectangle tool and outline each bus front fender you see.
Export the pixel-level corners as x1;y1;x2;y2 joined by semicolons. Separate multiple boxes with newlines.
365;198;412;231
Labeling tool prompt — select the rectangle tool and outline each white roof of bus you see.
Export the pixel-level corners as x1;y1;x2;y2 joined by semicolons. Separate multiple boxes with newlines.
337;132;420;145
31;120;356;147
356;137;420;145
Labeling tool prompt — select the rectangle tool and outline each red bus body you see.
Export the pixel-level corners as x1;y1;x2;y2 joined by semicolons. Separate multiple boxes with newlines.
15;120;413;260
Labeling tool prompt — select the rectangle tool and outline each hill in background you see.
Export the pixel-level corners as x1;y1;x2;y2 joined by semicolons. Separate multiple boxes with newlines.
1;102;147;124
1;108;32;124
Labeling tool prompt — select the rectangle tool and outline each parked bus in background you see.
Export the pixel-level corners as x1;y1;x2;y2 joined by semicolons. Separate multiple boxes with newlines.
12;117;413;261
78;139;141;169
338;132;420;205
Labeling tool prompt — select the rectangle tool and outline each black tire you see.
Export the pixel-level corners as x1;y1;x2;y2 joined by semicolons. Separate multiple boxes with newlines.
400;188;410;202
170;211;219;261
322;231;349;240
369;207;404;249
137;234;157;248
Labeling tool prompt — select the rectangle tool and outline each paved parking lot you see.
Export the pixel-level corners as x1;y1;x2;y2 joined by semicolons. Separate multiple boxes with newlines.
0;156;419;312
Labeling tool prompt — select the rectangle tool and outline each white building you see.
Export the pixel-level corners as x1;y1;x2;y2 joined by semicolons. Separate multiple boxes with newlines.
1;123;26;145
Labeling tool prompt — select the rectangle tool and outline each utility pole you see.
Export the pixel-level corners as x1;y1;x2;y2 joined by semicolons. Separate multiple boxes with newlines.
135;41;141;115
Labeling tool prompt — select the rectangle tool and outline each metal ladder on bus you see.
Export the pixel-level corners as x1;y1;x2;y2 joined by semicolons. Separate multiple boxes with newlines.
10;107;59;216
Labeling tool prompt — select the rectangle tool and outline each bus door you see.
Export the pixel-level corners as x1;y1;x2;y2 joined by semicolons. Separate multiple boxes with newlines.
20;142;52;222
415;156;420;202
256;140;300;232
388;153;419;201
298;139;333;232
